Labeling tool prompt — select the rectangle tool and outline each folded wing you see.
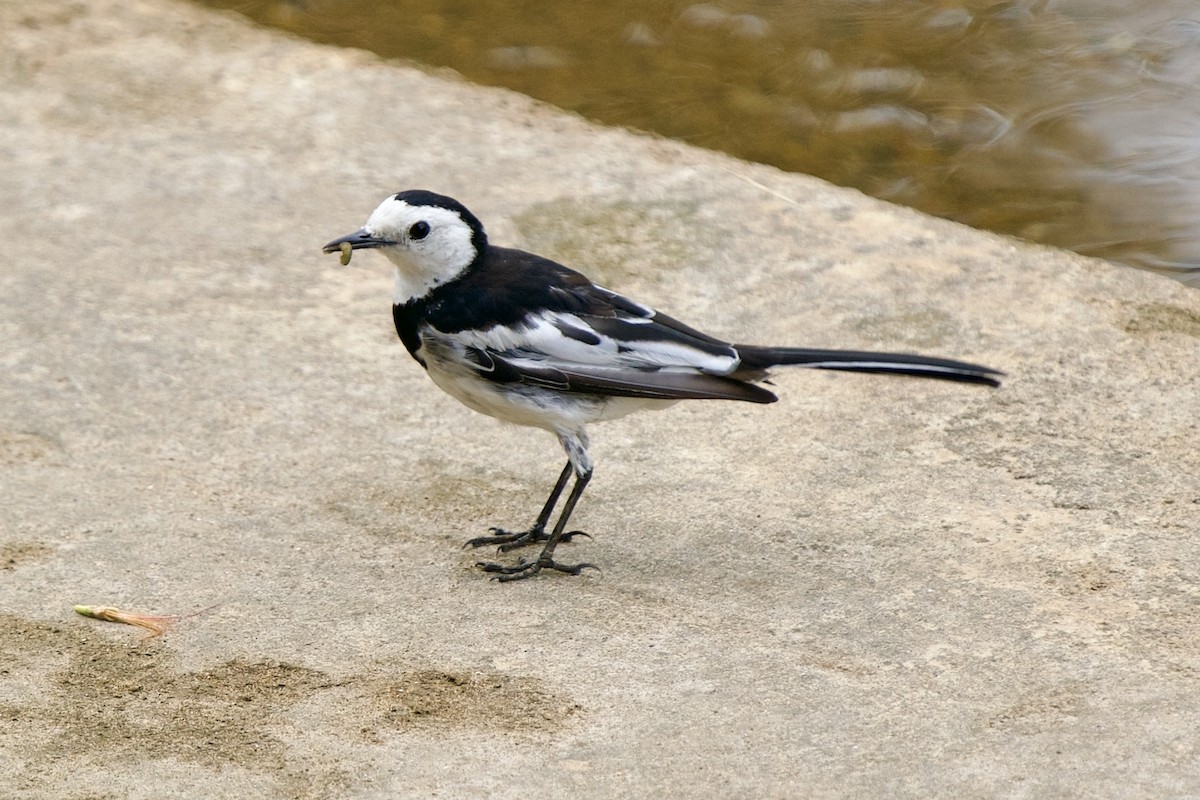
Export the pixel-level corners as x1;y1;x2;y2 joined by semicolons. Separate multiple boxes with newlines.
429;283;778;404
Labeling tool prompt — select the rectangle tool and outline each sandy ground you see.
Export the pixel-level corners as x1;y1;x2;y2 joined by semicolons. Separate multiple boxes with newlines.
2;1;1199;797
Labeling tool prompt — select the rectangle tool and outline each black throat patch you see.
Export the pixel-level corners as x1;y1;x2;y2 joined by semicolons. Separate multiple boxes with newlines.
393;300;428;368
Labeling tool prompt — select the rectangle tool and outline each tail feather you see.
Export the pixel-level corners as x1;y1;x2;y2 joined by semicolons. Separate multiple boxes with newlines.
735;345;1003;387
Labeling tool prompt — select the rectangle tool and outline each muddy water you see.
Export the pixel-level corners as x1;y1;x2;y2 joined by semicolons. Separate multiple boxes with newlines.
197;0;1200;285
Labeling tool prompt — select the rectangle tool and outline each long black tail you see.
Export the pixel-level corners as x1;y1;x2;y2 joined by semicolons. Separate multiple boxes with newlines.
735;345;1003;387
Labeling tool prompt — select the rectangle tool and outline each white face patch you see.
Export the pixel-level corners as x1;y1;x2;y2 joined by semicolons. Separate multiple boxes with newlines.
361;197;480;303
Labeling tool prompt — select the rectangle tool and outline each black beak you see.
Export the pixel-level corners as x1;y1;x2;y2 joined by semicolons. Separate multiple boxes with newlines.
322;228;389;254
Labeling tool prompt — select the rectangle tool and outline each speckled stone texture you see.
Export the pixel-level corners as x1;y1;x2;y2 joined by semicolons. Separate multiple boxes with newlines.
2;1;1198;797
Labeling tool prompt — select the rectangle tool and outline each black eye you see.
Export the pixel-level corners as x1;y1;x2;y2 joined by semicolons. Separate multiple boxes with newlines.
409;221;430;240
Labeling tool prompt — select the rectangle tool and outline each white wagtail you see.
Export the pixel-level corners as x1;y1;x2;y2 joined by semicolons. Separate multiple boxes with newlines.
324;190;1001;581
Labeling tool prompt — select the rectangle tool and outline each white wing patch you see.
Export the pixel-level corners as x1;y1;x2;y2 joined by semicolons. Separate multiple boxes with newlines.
441;309;739;375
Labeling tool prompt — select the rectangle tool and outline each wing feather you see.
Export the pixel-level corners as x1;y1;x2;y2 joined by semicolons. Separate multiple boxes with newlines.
491;353;777;404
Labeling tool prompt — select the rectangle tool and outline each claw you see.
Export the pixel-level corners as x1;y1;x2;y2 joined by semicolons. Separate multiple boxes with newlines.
463;525;543;550
476;558;599;582
463;525;589;551
497;537;538;553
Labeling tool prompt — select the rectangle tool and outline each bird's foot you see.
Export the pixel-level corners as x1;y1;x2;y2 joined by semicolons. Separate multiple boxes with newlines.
463;526;590;553
475;556;599;582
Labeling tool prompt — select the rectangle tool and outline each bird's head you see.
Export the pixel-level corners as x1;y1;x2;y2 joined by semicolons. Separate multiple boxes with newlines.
323;190;488;302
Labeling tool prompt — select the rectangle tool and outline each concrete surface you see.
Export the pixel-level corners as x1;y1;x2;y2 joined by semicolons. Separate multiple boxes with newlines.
2;1;1199;797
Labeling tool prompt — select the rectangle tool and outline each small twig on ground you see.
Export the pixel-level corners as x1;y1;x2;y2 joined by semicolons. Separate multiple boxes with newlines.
73;604;218;639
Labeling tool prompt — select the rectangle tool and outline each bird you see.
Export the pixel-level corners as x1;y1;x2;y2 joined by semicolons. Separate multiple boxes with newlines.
323;190;1002;581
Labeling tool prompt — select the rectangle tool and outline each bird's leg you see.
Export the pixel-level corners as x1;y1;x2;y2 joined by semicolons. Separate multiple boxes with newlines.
477;466;597;581
462;462;588;551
